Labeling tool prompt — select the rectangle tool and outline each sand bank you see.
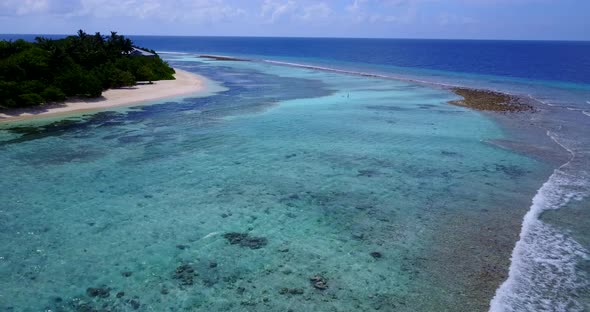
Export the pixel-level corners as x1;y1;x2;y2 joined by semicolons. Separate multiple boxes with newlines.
0;68;205;123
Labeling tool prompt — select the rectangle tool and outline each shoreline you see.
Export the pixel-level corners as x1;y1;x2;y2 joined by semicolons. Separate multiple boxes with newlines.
0;68;206;123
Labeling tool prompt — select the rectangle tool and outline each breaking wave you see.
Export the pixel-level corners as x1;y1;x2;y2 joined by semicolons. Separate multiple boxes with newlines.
490;131;590;312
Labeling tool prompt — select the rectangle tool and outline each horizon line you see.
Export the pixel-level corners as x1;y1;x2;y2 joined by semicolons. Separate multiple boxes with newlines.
1;33;589;43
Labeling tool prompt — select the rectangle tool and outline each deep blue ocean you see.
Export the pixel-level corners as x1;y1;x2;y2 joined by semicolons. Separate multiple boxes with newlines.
134;36;590;85
5;34;590;84
1;35;589;312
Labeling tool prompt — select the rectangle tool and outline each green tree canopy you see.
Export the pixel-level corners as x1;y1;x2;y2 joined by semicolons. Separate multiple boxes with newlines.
0;30;175;108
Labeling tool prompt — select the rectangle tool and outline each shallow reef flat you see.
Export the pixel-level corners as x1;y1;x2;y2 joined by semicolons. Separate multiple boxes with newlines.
0;59;554;311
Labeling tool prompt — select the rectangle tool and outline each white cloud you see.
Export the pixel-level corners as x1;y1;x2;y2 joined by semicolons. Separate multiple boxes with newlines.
299;2;332;21
260;0;297;23
1;0;50;15
69;0;245;23
344;0;424;25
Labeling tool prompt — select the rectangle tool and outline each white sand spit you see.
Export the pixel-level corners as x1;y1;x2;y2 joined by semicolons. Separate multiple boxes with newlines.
0;68;205;123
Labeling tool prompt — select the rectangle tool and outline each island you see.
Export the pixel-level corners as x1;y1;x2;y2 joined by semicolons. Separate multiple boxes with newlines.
0;30;205;121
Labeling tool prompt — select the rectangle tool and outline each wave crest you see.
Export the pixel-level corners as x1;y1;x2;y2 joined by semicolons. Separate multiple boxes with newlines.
490;132;590;312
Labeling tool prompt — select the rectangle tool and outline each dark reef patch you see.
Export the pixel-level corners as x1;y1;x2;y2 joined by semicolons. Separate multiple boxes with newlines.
223;232;268;249
117;134;145;144
86;286;110;298
366;105;410;112
127;298;141;310
493;163;529;178
176;244;189;250
310;275;329;290
357;169;380;177
441;150;460;157
74;302;97;312
174;263;196;286
370;252;383;259
12;145;106;166
418;104;439;109
279;288;304;295
449;88;533;112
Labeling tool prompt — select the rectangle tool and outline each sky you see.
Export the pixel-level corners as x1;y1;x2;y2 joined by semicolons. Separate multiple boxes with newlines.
0;0;588;40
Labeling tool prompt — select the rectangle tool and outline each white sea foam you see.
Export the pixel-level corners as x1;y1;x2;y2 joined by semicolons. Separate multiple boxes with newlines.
566;107;590;118
202;231;221;239
262;60;459;88
490;132;590;312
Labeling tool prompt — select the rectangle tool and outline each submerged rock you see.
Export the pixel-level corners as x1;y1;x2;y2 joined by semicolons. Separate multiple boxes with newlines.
174;263;196;286
75;302;97;312
223;232;268;249
370;251;383;259
352;232;365;240
310;275;329;290
86;287;110;298
127;299;140;310
203;278;217;287
279;288;304;295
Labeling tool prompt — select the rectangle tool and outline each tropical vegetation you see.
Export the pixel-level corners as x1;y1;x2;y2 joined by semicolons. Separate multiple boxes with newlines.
0;30;175;108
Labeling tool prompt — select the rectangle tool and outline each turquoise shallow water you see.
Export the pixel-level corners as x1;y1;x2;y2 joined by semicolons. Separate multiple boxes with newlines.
0;58;554;311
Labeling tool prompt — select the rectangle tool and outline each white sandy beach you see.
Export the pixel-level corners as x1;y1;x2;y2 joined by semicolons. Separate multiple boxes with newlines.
0;68;205;123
